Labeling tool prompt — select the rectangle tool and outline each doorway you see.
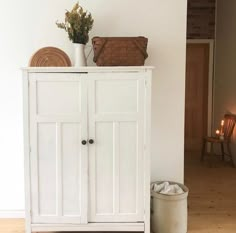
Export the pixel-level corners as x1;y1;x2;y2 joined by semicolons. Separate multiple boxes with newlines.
184;41;214;153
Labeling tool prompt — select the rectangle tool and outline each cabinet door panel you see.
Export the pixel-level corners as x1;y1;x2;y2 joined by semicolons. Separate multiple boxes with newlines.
95;80;138;113
119;122;137;214
95;123;114;214
62;123;81;216
88;73;145;222
37;78;81;115
29;73;88;224
38;123;57;216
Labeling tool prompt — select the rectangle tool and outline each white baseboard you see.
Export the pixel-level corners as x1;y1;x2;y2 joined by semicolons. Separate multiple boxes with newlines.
0;210;25;218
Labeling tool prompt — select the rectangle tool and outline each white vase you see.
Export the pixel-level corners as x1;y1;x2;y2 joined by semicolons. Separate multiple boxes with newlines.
74;43;87;67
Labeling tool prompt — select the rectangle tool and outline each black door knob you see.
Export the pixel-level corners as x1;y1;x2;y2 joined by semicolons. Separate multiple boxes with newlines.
81;140;87;145
89;139;94;144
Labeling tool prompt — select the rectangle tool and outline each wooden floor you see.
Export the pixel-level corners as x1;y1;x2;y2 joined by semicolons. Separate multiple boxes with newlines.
1;152;236;233
185;151;236;233
0;218;24;233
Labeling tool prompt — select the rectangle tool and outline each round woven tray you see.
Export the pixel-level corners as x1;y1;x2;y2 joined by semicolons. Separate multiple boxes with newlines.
29;47;72;67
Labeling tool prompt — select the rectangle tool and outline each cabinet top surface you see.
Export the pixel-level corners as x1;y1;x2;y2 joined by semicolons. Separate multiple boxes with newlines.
22;66;154;73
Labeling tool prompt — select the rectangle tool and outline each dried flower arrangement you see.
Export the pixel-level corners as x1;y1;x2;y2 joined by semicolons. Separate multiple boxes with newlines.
56;2;94;44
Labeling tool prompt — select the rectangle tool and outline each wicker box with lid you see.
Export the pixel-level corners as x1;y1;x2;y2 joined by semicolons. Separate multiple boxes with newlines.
92;37;148;66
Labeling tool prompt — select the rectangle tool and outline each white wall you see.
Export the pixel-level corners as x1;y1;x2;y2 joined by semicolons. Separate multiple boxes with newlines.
215;0;236;164
0;0;187;214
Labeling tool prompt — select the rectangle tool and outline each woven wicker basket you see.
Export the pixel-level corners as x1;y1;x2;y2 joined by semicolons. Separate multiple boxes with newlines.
29;47;71;67
92;37;148;66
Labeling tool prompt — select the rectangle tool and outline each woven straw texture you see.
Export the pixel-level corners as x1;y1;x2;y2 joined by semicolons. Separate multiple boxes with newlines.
92;37;148;66
29;47;71;67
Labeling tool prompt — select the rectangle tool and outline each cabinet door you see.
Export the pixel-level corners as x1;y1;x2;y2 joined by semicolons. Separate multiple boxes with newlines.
29;73;88;224
88;73;145;222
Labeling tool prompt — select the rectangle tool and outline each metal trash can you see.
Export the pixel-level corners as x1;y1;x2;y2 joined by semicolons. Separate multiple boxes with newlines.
151;181;189;233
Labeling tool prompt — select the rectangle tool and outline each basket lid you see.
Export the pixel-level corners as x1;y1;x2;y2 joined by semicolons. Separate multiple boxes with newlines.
29;47;71;67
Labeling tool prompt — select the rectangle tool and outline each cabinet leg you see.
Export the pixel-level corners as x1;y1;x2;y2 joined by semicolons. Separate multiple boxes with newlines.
145;223;150;233
25;224;31;233
144;214;150;233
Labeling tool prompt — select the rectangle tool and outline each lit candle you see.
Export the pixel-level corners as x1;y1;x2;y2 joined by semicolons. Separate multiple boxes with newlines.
216;129;220;135
220;120;224;134
221;120;224;126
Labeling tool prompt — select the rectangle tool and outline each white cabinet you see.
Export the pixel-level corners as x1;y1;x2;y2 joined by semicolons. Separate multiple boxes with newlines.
23;67;152;233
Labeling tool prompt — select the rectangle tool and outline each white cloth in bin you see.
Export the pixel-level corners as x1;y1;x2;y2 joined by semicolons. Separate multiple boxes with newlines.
151;182;184;195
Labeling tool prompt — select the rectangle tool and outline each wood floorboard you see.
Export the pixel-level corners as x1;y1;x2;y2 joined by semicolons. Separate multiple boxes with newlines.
185;151;236;233
1;151;236;233
0;218;24;233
